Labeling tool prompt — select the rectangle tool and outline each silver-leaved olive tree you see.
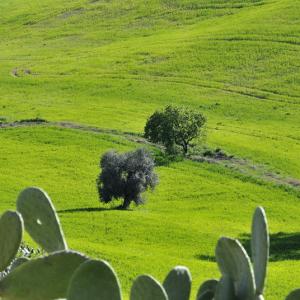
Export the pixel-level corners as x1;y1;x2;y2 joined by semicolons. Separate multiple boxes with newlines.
96;148;158;209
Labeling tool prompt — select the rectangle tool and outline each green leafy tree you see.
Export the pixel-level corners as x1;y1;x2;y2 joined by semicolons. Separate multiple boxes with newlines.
144;105;206;155
96;148;158;209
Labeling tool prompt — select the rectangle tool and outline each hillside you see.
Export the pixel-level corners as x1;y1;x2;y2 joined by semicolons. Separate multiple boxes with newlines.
0;0;300;299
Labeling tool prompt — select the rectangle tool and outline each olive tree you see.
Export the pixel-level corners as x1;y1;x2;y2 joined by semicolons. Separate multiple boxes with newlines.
144;105;206;155
96;148;158;209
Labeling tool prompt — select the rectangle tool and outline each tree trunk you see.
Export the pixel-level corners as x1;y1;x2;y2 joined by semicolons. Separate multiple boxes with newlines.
120;196;131;210
182;142;188;156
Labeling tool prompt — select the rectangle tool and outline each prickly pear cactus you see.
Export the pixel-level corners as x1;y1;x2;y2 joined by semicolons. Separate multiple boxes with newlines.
0;211;23;272
0;187;299;300
16;187;67;253
196;279;218;300
286;289;300;300
130;275;168;300
214;276;236;300
9;257;29;272
251;207;269;296
163;266;191;300
67;259;122;300
199;206;272;300
197;290;215;300
216;237;256;300
0;251;87;300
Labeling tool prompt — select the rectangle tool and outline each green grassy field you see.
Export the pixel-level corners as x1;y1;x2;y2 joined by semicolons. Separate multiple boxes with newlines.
0;0;300;298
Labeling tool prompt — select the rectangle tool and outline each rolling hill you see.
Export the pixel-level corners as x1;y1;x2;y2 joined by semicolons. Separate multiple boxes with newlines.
0;0;300;298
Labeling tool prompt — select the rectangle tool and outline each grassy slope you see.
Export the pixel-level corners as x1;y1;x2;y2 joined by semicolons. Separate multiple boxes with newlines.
0;0;300;298
0;126;300;299
0;0;299;177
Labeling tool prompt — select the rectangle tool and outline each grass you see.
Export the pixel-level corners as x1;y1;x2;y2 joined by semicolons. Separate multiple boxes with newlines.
0;0;300;298
0;126;300;299
0;0;299;177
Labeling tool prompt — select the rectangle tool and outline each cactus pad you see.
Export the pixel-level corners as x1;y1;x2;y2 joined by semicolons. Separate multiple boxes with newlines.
17;187;67;252
196;279;218;300
0;211;23;271
216;237;255;300
130;275;168;300
251;207;269;295
286;289;300;300
0;251;87;300
67;259;122;300
163;266;191;300
214;276;236;300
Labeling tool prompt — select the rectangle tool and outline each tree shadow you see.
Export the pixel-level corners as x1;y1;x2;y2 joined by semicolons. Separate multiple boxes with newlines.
240;232;300;261
57;206;133;214
195;232;300;262
194;254;216;262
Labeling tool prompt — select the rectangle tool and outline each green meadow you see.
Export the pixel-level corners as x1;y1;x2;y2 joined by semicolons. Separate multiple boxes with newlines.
0;0;300;298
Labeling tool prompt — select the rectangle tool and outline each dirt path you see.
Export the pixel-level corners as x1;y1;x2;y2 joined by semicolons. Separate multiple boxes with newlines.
0;120;152;145
191;155;300;190
1;120;299;192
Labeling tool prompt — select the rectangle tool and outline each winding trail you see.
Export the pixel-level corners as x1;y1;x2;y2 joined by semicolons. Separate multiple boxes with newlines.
1;120;299;192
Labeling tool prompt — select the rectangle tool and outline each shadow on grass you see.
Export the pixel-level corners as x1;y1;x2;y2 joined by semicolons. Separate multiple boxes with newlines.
57;206;133;214
57;207;109;213
196;232;300;262
194;254;216;262
240;232;300;261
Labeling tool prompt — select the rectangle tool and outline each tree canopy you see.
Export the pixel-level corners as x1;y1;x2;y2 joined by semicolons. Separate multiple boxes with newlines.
144;105;206;155
96;148;158;209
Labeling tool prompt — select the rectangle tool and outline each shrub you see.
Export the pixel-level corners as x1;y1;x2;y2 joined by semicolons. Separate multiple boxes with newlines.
144;105;206;155
18;117;47;123
0;116;7;123
96;148;158;209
